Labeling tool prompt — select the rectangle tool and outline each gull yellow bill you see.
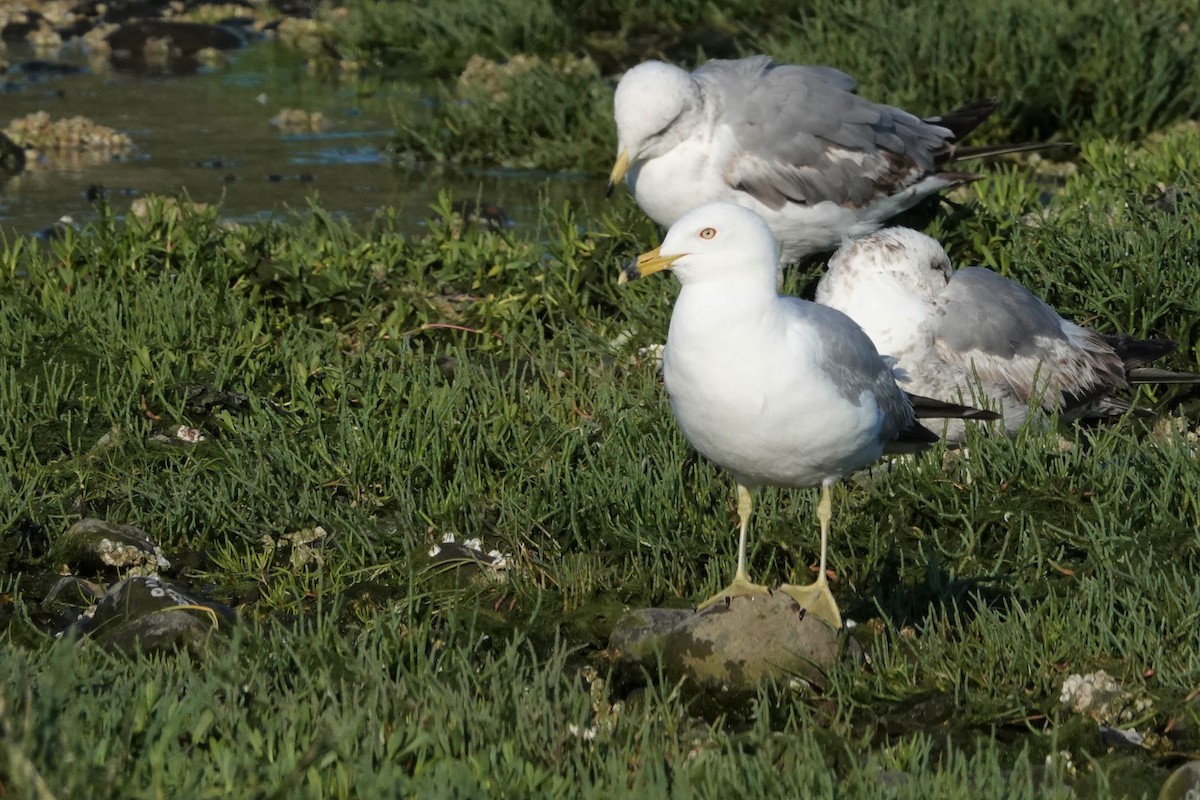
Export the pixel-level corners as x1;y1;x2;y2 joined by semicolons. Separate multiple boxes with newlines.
605;150;631;197
618;246;683;284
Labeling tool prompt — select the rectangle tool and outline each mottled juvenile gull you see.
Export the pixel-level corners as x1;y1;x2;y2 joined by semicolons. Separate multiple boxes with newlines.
620;203;995;628
609;56;1028;263
816;227;1200;442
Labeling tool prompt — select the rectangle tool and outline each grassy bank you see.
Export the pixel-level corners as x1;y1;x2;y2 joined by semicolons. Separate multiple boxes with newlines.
2;121;1199;795
3;3;1200;796
323;0;1200;171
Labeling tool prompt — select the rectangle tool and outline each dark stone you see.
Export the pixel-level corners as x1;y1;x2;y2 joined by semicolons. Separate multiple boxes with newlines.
610;592;841;694
426;538;510;588
105;19;245;71
175;383;249;415
5;573;104;638
0;517;49;571
267;0;319;18
44;575;106;606
93;609;214;655
106;20;243;54
54;19;95;41
1098;725;1144;749
0;14;41;42
452;199;512;230
34;576;107;631
0;131;26;176
52;518;171;576
34;215;78;242
74;575;234;656
6;60;86;78
74;0;173;26
1160;761;1200;800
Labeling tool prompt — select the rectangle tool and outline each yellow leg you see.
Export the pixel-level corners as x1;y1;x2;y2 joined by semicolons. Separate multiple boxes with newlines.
778;483;843;629
695;484;771;611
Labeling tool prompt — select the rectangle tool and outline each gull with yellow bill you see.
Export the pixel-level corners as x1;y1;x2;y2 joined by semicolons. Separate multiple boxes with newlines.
609;56;1042;263
620;202;995;628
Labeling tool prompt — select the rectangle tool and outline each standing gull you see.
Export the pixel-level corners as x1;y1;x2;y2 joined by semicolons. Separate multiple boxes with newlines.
816;227;1200;442
620;203;995;629
609;56;1027;263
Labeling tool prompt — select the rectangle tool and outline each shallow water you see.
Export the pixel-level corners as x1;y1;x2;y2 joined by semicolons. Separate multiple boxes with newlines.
0;41;608;238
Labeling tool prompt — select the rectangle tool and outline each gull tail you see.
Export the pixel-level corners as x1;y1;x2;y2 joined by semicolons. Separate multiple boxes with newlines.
886;394;1000;455
906;394;1000;421
951;141;1074;161
924;98;999;142
1101;333;1200;383
1127;367;1200;385
1103;332;1176;369
926;97;1071;164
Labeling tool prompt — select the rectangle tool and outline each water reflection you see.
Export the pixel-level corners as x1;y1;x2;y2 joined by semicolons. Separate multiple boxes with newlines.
1;41;607;238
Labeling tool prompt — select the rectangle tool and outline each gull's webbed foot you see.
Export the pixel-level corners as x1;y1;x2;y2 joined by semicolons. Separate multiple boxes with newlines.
777;579;842;630
694;575;771;612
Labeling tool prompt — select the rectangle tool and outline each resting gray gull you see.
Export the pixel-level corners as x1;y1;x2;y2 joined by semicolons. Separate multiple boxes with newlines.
816;227;1200;442
609;56;1038;263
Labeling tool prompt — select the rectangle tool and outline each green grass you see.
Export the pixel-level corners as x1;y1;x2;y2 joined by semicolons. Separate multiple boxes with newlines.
3;30;1200;800
758;0;1200;143
390;55;615;172
348;0;1200;173
323;0;770;77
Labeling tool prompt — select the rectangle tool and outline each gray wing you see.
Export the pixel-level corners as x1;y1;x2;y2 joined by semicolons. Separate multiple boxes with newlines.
694;56;953;209
785;298;917;441
930;267;1127;408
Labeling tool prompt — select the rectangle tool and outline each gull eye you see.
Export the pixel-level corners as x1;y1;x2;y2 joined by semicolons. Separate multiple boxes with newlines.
699;227;717;240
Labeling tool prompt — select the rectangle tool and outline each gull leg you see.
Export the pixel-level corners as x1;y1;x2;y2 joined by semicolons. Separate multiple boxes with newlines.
695;484;771;610
779;483;843;629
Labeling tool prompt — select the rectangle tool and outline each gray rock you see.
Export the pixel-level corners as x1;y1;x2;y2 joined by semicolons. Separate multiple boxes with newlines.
73;576;232;657
43;575;105;604
1158;761;1200;800
1099;725;1145;748
52;518;171;576
1156;762;1200;800
610;592;841;693
92;608;216;656
106;21;243;56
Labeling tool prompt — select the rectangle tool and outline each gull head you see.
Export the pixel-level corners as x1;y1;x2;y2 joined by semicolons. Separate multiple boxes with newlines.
608;61;700;196
620;202;780;287
828;227;952;301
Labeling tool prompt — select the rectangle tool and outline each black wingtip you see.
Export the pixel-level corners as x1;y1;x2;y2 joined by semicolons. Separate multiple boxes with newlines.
926;97;1000;141
1126;367;1200;385
907;393;1001;421
1102;333;1178;369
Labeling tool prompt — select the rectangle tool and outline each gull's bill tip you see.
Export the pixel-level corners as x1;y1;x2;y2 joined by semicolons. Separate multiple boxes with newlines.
618;246;682;284
607;150;631;198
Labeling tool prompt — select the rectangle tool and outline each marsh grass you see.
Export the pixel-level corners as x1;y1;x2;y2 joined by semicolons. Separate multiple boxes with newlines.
391;56;616;172
1;92;1200;800
376;0;1200;173
759;0;1200;142
326;0;770;76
